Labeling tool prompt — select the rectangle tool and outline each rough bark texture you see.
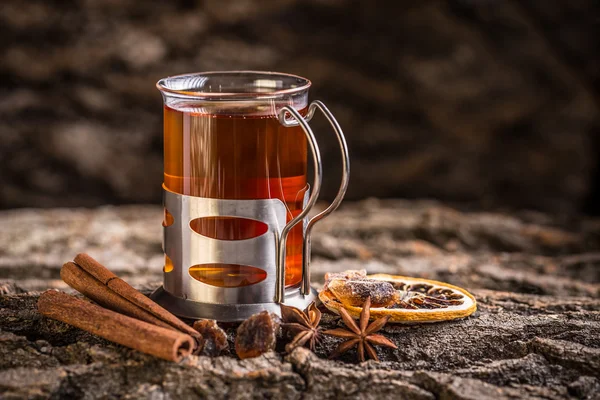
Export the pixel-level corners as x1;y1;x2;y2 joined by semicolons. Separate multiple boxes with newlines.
1;200;599;399
1;0;599;213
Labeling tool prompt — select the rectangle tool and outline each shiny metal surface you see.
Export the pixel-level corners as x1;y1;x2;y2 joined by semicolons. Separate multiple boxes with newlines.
151;285;318;321
275;105;322;303
278;101;351;295
162;187;286;305
302;101;350;294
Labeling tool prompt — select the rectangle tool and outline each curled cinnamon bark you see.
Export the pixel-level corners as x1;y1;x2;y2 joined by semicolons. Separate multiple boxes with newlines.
72;253;199;339
38;290;194;362
61;261;173;330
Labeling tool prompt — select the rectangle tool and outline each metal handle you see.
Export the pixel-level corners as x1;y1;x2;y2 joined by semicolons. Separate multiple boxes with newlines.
275;105;322;303
301;101;350;294
277;101;350;300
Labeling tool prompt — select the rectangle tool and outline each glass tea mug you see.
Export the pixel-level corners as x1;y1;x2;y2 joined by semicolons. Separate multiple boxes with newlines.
151;71;349;321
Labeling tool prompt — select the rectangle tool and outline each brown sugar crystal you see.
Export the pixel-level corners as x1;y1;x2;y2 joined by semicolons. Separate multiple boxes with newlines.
235;311;280;359
327;278;398;308
192;320;228;357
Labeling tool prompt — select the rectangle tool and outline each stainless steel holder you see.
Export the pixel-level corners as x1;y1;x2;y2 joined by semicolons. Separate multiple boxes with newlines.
151;101;350;321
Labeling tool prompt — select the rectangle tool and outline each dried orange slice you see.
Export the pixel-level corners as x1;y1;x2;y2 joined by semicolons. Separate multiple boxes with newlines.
319;273;476;323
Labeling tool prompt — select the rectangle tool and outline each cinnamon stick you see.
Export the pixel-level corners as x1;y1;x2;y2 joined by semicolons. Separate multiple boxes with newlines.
71;253;199;339
61;262;173;330
38;290;194;362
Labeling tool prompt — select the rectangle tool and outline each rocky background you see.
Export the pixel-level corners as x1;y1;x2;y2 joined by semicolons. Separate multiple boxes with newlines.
1;0;599;213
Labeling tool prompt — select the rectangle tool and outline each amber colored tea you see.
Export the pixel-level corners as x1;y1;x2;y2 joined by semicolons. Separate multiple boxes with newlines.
163;105;308;287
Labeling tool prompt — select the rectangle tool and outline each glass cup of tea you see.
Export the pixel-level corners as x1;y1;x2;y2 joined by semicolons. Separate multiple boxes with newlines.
151;71;349;321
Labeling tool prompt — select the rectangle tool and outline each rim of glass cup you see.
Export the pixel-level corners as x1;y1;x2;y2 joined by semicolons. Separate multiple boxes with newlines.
156;70;312;100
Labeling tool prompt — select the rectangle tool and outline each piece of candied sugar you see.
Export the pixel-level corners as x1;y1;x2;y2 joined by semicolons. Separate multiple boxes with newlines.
323;270;367;289
328;278;398;308
235;311;280;359
193;319;228;357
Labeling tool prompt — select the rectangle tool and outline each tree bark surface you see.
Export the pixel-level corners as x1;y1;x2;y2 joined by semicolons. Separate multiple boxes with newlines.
1;200;599;399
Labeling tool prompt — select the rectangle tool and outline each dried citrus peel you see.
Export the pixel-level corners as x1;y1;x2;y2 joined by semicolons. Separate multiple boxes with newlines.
319;273;476;324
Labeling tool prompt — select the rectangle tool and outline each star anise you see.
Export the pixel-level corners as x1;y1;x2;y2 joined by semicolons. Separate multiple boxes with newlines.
280;301;322;352
323;297;397;362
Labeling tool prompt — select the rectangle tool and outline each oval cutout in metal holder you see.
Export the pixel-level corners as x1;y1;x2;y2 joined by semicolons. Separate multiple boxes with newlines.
163;209;174;227
189;263;267;288
190;216;269;241
164;254;174;273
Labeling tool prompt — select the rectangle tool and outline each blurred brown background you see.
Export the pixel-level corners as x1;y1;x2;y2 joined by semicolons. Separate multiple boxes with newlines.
1;0;599;214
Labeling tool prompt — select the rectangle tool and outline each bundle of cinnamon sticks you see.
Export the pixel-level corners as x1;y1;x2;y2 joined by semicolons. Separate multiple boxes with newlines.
38;253;202;362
